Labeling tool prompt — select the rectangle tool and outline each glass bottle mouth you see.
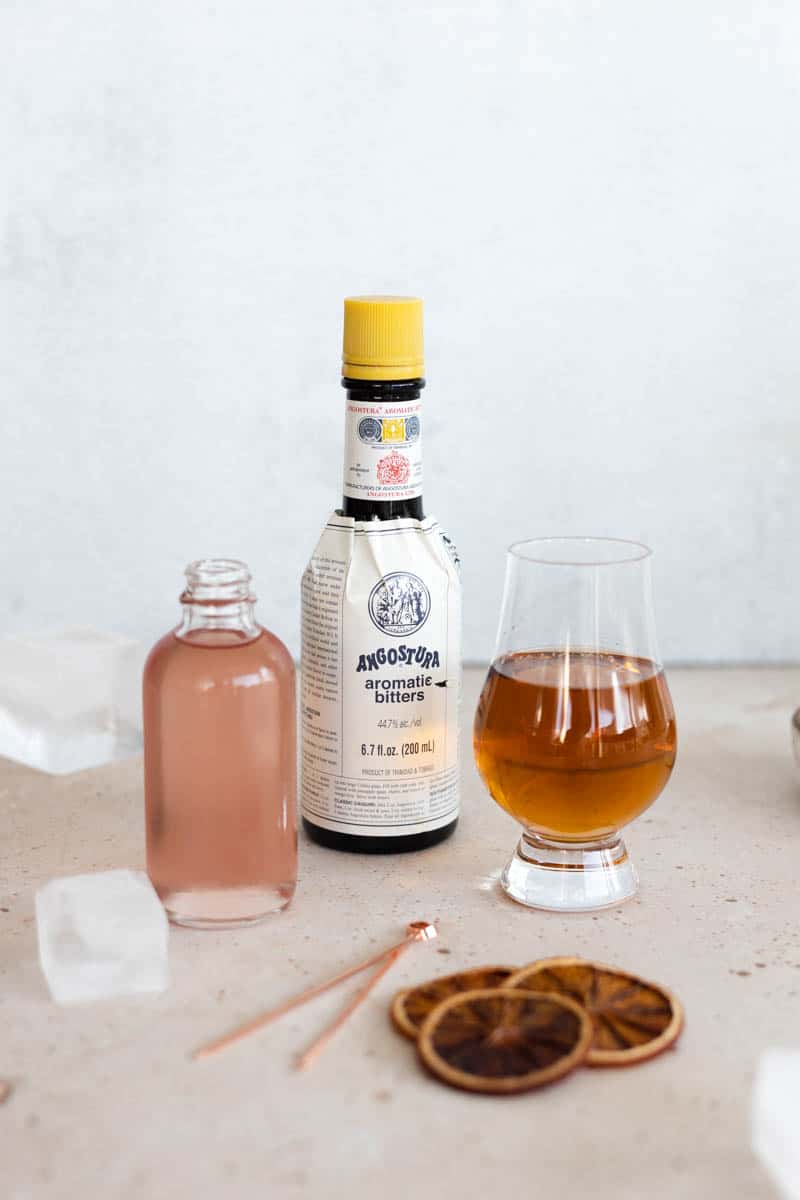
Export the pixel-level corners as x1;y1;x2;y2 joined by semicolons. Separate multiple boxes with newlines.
181;559;254;604
507;537;652;568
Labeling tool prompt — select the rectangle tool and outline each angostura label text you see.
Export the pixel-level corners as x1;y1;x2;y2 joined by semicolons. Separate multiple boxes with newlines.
300;515;460;837
342;400;423;502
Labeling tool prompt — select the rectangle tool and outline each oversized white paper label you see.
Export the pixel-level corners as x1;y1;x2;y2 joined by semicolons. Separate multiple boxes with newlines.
301;513;460;837
342;399;422;502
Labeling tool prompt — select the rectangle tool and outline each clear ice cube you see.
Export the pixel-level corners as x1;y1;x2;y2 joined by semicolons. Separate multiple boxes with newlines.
36;870;169;1004
752;1049;800;1200
0;628;144;773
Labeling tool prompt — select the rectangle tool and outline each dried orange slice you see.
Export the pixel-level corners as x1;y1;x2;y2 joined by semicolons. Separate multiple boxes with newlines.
417;987;592;1094
391;966;515;1041
506;957;683;1067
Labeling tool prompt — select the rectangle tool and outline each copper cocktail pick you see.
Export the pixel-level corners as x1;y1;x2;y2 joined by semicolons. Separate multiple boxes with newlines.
193;920;437;1065
295;922;437;1071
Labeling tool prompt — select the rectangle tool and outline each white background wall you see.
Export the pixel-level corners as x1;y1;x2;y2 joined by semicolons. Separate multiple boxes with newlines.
1;1;798;664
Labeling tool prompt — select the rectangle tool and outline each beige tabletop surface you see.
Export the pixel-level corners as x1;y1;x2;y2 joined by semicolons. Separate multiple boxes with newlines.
1;666;799;1200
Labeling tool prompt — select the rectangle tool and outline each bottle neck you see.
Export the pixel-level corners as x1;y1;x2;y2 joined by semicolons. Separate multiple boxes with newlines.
340;377;425;521
175;559;260;642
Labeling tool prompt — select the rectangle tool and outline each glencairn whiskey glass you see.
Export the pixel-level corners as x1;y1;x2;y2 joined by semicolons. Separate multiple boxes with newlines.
474;538;676;911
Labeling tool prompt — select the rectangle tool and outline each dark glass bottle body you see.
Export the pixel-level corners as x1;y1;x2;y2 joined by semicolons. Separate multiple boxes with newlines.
302;376;458;855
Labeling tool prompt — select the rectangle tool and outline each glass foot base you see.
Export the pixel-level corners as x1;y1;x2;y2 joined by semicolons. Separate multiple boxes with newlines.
501;832;638;912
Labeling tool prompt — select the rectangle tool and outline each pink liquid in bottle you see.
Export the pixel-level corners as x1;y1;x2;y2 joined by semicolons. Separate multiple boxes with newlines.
143;560;296;928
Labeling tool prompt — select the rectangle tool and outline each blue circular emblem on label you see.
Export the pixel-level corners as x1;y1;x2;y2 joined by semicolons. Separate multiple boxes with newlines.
368;572;431;637
404;415;420;442
358;417;383;444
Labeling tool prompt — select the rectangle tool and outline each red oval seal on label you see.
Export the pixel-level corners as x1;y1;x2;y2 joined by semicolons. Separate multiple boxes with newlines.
376;450;411;486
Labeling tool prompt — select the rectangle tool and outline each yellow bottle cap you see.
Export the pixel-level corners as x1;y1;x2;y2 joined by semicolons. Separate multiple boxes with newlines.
342;295;424;381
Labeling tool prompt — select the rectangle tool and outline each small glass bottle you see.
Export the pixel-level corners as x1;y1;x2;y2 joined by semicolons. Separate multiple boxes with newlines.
143;559;296;928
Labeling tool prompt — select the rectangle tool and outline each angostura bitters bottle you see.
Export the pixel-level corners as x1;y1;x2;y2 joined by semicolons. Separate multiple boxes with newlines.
301;296;461;852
